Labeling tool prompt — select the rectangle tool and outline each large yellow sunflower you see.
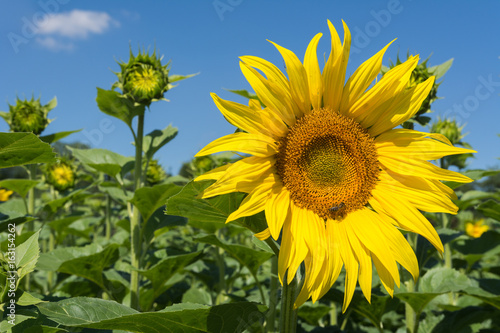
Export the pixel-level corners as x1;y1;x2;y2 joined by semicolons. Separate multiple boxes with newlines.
195;20;475;311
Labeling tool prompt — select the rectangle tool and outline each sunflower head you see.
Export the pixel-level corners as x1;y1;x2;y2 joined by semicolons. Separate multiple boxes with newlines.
0;188;14;202
195;20;475;311
465;219;489;238
145;159;167;185
114;48;170;106
46;160;76;191
0;96;56;135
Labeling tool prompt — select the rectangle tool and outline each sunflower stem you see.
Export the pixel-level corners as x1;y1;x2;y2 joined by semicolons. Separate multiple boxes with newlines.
405;233;417;333
130;113;144;310
267;255;278;332
279;273;298;333
105;193;111;240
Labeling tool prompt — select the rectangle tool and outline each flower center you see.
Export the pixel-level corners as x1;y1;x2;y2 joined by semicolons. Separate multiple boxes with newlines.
275;108;380;220
130;67;160;94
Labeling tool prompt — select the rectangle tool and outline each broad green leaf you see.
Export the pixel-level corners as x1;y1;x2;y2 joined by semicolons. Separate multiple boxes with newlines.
182;286;213;305
0;179;39;198
454;230;500;255
16;290;44;306
15;230;40;280
431;306;496;333
143;209;186;245
394;292;442;315
196;234;274;277
352;293;400;329
129;183;181;223
476;199;500;221
0;216;35;233
0;133;56;168
42;188;86;216
68;147;133;182
419;267;472;294
143;125;178;161
38;298;266;333
39;129;81;144
166;180;245;227
56;244;119;289
0;198;28;221
297;303;331;325
138;251;202;303
428;58;453;79
96;88;145;127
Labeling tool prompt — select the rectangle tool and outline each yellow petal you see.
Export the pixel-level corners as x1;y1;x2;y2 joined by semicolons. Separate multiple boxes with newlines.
195;132;277;157
226;173;276;222
269;40;311;116
372;254;395;297
240;62;295;126
303;33;323;110
345;222;373;303
352;55;419;122
378;154;473;183
370;187;444;253
368;77;435;136
278;214;294;284
265;186;290;240
195;164;231;182
323;20;351;112
202;156;274;198
287;204;309;282
339;39;395;114
210;93;277;137
334;221;359;313
254;228;270;240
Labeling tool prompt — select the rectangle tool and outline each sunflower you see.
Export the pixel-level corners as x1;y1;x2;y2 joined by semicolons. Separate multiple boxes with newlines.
195;20;475;311
465;219;488;238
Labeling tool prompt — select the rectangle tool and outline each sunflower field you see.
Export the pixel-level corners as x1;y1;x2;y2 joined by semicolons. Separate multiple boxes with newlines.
1;17;500;333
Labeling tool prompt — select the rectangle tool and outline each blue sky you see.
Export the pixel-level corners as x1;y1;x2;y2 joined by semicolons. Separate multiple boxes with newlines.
1;0;499;175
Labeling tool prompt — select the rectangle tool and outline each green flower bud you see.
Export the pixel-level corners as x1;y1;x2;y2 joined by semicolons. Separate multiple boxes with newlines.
431;117;473;169
114;48;170;106
145;159;167;185
46;160;75;191
0;96;57;135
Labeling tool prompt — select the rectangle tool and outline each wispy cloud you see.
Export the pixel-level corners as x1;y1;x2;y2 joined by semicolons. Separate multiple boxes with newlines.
35;9;119;50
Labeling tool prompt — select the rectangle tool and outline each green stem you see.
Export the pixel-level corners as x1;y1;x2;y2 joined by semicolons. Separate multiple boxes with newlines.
329;301;337;326
279;273;298;333
340;307;352;331
267;255;278;333
130;114;144;310
405;233;417;333
27;164;37;229
105;194;111;240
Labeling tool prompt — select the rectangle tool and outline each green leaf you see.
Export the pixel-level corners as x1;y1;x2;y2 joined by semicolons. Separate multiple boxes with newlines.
182;286;212;305
297;303;331;325
477;199;500;221
138;251;202;305
42;188;86;216
96;88;145;127
0;216;35;233
419;267;472;293
37;244;119;289
395;292;442;315
16;290;45;306
129;183;181;223
38;298;266;333
226;89;261;103
15;230;41;280
196;234;273;277
39;129;81;144
0;179;39;197
68;146;133;182
454;230;500;255
431;306;496;333
352;293;400;329
166;180;245;227
0;133;56;168
142;125;178;161
428;58;453;79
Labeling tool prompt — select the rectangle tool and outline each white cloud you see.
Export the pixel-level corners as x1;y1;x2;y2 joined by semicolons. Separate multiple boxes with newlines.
35;36;74;51
37;9;119;39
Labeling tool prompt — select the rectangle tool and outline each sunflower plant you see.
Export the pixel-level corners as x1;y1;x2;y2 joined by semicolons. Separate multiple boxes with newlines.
174;20;475;331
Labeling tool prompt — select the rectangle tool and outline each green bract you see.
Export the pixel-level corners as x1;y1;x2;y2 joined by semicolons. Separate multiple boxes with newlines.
431;117;474;169
0;96;57;135
114;48;170;106
145;159;167;185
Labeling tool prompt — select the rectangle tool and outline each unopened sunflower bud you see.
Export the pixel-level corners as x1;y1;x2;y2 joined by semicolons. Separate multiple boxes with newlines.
114;48;170;106
0;97;56;135
145;159;167;185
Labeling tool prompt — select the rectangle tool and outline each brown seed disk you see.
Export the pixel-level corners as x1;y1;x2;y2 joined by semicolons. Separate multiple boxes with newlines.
275;108;380;220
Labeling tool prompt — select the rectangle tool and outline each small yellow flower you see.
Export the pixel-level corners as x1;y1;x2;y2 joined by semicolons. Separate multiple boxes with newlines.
0;188;14;201
46;160;75;191
466;220;489;238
